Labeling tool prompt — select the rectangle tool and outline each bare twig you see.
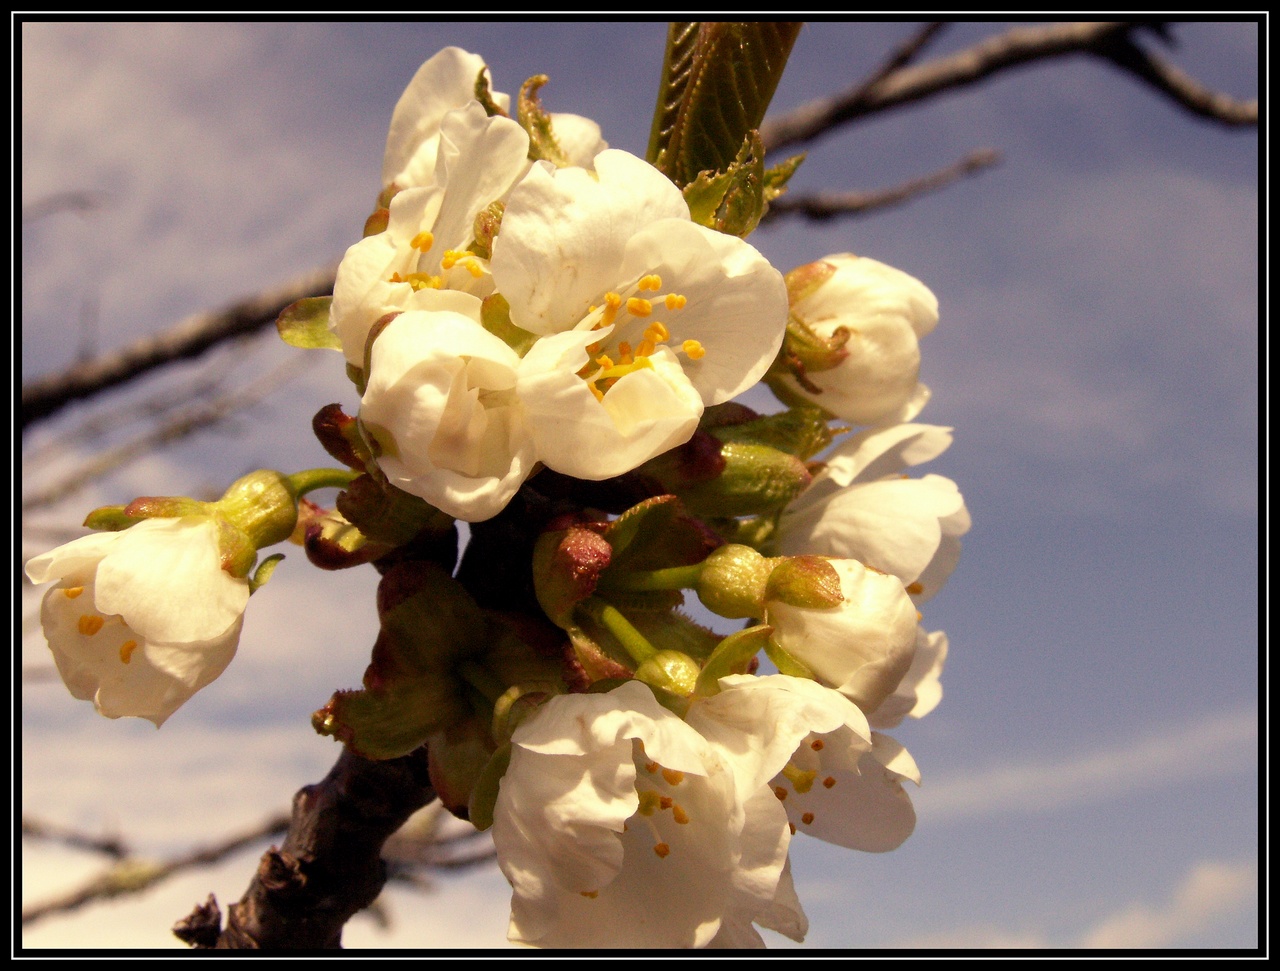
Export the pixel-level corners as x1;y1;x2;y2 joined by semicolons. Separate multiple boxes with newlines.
196;746;436;949
763;148;1001;223
22;816;129;859
760;21;1257;154
1091;32;1260;125
847;21;948;101
22;190;107;222
21;354;311;512
22;814;291;926
21;264;337;429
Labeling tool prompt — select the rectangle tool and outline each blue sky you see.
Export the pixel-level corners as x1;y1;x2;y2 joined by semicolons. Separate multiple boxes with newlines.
19;21;1259;949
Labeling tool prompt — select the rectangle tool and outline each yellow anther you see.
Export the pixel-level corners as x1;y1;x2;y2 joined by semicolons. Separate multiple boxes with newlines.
659;796;673;810
78;615;104;636
63;586;84;599
801;811;815;825
664;293;687;311
588;384;605;402
580;890;599;899
681;340;705;360
661;768;684;786
906;582;924;595
389;271;404;283
617;342;634;364
461;258;483;278
782;763;817;795
810;738;825;751
644;321;669;343
788;822;797;835
773;786;788;801
595;354;615;370
636;339;656;358
645;761;659;774
822;776;837;789
653;842;671;859
637;790;663;816
119;640;138;664
639;274;662;291
441;249;463;269
626;297;653;317
409;230;434;251
672;804;689;825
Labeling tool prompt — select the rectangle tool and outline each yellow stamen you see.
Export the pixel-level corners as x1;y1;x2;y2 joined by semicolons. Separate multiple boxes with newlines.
661;768;684;786
773;786;788;801
653;842;671;858
789;822;797;835
598;292;622;328
906;582;924;595
78;615;104;636
62;586;84;599
617;342;634;364
664;293;687;311
801;811;815;825
782;763;817;795
119;640;138;664
810;738;825;751
595;354;614;370
441;249;463;269
580;890;599;899
644;760;659;774
659;796;673;810
626;297;652;317
672;804;689;825
681;339;705;360
409;230;434;251
822;776;837;789
637;790;663;816
636;339;656;358
639;274;662;291
644;321;669;343
588;384;605;402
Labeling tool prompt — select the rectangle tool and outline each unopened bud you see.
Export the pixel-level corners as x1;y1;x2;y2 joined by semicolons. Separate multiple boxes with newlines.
696;544;772;619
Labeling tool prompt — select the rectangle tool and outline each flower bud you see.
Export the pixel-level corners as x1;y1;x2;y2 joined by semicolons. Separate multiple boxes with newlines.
696;544;773;619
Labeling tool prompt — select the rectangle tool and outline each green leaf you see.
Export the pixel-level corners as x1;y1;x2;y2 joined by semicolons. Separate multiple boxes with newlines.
648;21;802;188
276;296;340;351
763;152;805;202
681;131;766;237
708;405;834;460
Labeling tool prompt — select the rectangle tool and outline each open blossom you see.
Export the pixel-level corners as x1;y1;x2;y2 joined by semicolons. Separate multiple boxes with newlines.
779;423;970;602
766;558;919;715
689;675;918;854
492;149;788;480
24;517;250;727
382;46;606;193
492;680;799;948
359;294;536;522
779;254;938;425
331;101;531;367
867;627;949;730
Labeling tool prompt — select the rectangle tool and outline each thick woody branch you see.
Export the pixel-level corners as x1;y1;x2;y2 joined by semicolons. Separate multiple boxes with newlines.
763;148;1001;223
195;745;436;950
760;21;1257;154
20;264;336;429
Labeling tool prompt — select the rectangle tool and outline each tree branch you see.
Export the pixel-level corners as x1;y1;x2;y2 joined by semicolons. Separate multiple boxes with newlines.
759;21;1257;154
763;147;1001;223
190;745;436;950
21;264;337;429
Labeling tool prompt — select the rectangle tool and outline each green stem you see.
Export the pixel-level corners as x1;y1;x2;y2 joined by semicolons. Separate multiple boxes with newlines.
285;467;359;497
600;563;704;593
582;598;659;665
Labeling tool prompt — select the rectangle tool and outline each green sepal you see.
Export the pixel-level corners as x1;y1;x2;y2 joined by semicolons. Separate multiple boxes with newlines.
708;405;834;460
82;504;144;531
467;742;512;832
681;131;766;238
763;153;805;203
517;75;570;167
301;506;392;570
248;553;284;593
121;495;208;520
346;362;367;396
648;21;802;188
428;716;497;821
312;562;485;760
706;514;780;552
276;296;341;351
678;442;812;518
481;293;539;356
629;608;721;661
695;623;773;697
765;635;816;680
765;555;844;609
363;207;390;238
603;495;718;575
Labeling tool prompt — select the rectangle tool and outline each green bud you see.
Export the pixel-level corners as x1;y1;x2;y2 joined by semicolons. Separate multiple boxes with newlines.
215;469;302;551
679;441;812;518
765;555;844;609
634;650;700;699
696;544;772;619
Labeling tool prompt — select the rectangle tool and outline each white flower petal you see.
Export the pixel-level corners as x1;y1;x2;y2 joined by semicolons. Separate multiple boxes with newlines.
820;422;954;488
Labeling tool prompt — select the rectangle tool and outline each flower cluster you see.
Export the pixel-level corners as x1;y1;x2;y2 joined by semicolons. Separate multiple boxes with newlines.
25;42;968;951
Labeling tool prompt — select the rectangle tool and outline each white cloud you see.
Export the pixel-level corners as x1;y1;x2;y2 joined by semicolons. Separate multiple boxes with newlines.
919;707;1257;821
